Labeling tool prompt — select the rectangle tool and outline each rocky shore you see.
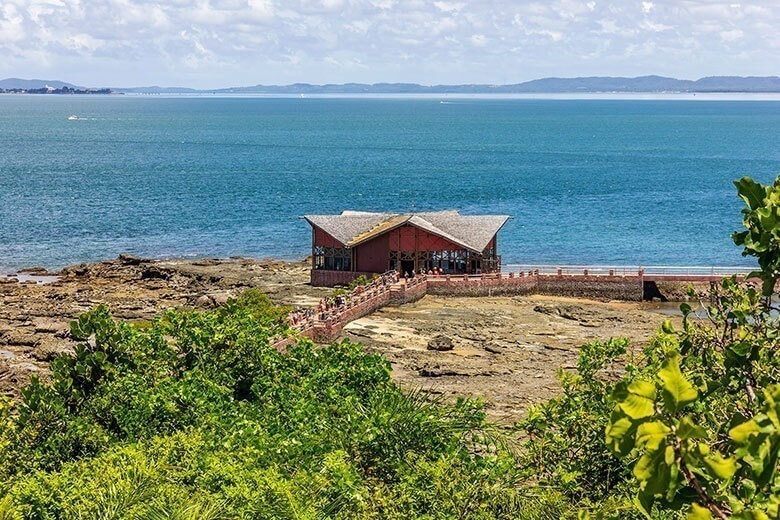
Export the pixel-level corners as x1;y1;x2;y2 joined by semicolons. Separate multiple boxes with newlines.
1;255;679;421
0;255;331;398
342;294;674;423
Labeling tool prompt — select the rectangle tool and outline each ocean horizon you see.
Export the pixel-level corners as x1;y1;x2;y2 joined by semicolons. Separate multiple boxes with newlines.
1;95;779;273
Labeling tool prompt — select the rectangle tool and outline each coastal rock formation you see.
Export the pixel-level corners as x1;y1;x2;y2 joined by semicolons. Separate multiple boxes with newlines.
0;256;330;398
0;255;680;424
343;295;671;423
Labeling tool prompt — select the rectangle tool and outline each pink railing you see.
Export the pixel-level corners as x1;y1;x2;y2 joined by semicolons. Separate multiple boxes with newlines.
287;270;401;332
503;264;753;277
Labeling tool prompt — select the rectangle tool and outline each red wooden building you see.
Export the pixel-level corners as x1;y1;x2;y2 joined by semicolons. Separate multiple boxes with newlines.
303;210;511;286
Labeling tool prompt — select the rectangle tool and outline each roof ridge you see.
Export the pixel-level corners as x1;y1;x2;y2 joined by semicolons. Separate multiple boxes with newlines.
407;215;476;251
304;211;511;252
347;214;411;247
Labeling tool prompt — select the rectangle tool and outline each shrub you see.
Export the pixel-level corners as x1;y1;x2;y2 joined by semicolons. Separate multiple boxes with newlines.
605;175;780;519
0;290;525;518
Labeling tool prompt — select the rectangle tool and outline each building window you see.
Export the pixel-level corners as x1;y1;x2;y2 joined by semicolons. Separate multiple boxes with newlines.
313;246;351;271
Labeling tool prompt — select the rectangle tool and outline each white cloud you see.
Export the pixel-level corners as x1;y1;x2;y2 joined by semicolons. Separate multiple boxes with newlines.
720;29;743;41
0;5;25;44
0;0;777;87
66;32;101;52
433;2;465;13
640;20;671;32
470;33;487;46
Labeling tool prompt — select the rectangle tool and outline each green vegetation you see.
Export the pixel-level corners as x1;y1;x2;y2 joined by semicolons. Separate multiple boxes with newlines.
604;176;780;519
232;287;291;324
3;175;780;518
333;274;379;296
347;274;378;291
527;175;780;519
0;294;531;518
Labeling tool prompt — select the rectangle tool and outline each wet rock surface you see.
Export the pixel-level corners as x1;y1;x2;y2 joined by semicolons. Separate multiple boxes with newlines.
343;295;678;423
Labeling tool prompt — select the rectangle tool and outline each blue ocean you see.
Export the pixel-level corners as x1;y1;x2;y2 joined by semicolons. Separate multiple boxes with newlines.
1;95;779;272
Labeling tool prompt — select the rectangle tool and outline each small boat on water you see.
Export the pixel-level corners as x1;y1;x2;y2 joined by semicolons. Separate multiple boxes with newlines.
68;115;79;120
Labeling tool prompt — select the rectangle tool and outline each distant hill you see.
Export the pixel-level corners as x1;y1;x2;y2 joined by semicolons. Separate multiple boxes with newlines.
210;76;780;94
496;75;695;93
6;75;780;94
0;78;82;90
689;76;780;92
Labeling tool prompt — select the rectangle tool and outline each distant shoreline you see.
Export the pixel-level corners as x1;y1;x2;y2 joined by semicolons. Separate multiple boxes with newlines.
0;87;114;95
5;75;780;96
4;92;780;101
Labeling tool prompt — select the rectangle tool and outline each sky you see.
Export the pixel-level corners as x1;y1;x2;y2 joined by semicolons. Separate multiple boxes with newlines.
0;0;778;89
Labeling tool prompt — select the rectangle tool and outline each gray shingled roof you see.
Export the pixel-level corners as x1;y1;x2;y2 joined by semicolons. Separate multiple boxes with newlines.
303;210;511;252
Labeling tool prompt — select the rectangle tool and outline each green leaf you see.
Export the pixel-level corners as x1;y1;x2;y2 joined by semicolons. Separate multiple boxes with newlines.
728;341;753;359
636;421;671;451
729;391;780;486
634;446;664;482
629;380;657;399
662;320;676;334
687;503;712;520
703;452;737;480
735;510;771;520
761;276;777;298
676;417;707;441
613;380;656;420
729;418;761;444
659;353;698;414
606;412;636;457
636;445;677;497
734;177;767;211
634;492;654;519
737;478;756;500
732;230;749;247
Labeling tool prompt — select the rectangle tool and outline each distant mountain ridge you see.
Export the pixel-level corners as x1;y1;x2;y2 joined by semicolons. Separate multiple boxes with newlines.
0;78;82;90
113;75;780;94
4;75;780;94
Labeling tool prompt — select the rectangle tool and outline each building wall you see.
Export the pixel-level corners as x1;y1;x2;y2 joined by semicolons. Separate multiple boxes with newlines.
388;224;463;252
312;223;497;279
355;233;389;273
536;274;643;301
426;273;643;301
426;274;537;297
311;269;377;287
314;228;345;248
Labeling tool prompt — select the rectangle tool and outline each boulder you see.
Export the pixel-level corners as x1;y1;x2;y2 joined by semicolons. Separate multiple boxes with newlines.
210;291;232;307
191;258;222;267
194;294;217;308
426;335;454;351
140;266;172;280
18;267;48;274
117;254;147;266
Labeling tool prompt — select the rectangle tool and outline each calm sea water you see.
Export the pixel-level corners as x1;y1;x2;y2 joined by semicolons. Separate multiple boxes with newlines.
1;95;779;272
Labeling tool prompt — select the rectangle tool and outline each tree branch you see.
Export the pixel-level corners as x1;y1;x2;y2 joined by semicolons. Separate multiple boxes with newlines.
675;441;731;520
